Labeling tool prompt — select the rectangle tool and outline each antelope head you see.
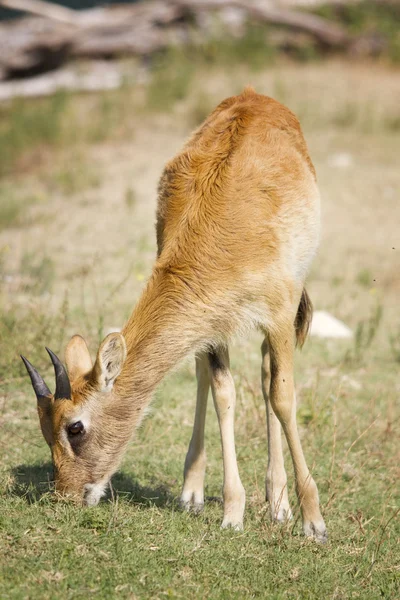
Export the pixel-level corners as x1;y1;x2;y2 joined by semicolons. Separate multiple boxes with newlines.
21;333;128;505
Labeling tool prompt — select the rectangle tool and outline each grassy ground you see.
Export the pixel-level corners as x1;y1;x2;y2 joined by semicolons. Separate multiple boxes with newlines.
0;57;399;599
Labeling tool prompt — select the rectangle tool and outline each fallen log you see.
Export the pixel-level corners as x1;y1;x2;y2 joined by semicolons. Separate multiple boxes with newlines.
176;0;351;47
0;60;127;101
1;0;79;25
0;0;357;89
0;1;186;79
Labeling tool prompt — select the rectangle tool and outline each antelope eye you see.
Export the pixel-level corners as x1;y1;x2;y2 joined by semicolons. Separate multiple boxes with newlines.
67;421;84;436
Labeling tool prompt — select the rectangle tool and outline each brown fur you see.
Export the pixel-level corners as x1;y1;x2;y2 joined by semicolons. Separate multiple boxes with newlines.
30;89;321;522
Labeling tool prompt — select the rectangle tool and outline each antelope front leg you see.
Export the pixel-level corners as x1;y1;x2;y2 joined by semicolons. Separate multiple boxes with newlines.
180;354;209;512
261;338;292;522
209;347;245;530
269;322;327;542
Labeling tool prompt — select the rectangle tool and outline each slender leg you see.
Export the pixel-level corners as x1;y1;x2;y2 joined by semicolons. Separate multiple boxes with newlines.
261;338;292;522
208;347;245;530
268;320;327;542
180;353;209;511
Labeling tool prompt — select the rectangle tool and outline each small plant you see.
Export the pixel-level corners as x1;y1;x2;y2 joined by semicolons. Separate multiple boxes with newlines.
347;302;383;365
356;268;372;288
0;185;41;232
50;155;101;195
147;47;195;111
384;113;400;133
188;93;214;128
125;186;137;209
332;276;344;287
314;0;400;64
201;24;276;72
0;194;26;232
87;88;136;142
332;102;359;128
389;324;400;363
0;91;69;176
20;252;55;295
0;303;57;381
297;402;315;426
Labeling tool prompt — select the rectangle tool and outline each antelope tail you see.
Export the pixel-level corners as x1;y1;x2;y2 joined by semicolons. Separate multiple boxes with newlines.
295;288;313;348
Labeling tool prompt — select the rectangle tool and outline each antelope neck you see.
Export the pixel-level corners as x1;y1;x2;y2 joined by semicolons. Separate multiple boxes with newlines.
115;269;206;409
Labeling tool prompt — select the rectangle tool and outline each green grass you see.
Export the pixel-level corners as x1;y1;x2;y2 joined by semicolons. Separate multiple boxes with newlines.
198;24;277;71
147;24;276;113
0;299;399;599
20;253;56;295
0;45;399;183
0;92;69;176
0;184;44;232
50;155;101;195
147;48;196;111
389;323;400;363
0;299;69;384
0;88;133;179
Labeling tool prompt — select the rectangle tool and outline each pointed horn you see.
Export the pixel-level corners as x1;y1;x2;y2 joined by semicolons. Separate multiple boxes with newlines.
20;355;51;399
46;347;71;400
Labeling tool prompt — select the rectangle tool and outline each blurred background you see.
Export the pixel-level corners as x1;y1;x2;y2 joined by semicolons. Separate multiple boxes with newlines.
1;2;399;598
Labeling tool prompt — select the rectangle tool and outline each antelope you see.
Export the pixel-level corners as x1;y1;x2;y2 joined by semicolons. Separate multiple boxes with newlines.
21;87;327;542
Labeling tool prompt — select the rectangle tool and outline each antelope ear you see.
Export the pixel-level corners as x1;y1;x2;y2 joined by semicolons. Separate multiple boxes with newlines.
92;333;127;392
65;335;93;382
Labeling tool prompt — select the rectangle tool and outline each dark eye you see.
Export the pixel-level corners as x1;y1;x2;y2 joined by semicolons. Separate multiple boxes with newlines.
67;421;84;436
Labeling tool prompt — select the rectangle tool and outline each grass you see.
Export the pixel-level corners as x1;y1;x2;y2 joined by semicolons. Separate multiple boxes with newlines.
0;329;399;599
0;184;45;232
0;87;133;179
20;253;56;295
0;58;399;599
0;192;31;232
0;50;399;180
146;48;196;112
389;324;400;363
0;92;69;176
198;24;277;71
345;302;384;367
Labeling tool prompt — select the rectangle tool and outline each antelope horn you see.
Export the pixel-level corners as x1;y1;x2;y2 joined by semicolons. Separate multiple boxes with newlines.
45;347;71;400
20;355;51;399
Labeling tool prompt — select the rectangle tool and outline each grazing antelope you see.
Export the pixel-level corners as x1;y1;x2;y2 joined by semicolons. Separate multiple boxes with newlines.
21;87;327;542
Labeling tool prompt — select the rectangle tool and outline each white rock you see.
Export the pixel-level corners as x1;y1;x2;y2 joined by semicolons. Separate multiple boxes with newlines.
328;153;353;169
310;311;353;339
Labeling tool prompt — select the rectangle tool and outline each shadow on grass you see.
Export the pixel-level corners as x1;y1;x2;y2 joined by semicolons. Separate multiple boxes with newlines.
9;463;174;508
10;462;54;503
110;471;174;508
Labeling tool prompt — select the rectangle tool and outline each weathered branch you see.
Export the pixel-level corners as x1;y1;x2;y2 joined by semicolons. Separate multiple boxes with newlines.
0;0;357;90
176;0;350;46
0;0;79;24
0;61;126;101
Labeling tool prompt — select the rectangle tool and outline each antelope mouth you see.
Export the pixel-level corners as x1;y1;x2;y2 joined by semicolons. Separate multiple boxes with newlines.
83;481;108;506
